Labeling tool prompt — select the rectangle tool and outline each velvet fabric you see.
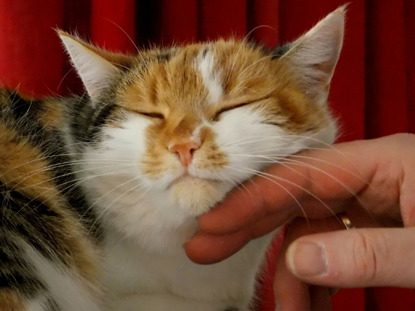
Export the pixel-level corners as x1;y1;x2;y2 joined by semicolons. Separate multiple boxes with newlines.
0;1;413;310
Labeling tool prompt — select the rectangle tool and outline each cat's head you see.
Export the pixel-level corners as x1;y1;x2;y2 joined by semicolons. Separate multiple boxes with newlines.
60;8;344;231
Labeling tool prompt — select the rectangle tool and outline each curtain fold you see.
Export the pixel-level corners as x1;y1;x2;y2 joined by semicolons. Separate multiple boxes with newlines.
0;1;64;96
0;1;413;310
153;0;198;44
365;0;408;137
247;0;279;48
90;0;136;53
406;1;415;134
199;0;247;41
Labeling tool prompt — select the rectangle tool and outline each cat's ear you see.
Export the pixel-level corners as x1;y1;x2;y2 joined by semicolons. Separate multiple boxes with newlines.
58;31;134;101
278;6;345;105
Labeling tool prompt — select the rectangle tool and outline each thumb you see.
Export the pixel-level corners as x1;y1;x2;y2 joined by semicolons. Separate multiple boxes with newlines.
286;227;415;288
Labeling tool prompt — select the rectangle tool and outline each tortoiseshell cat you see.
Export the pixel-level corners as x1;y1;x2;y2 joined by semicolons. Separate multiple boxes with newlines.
0;7;344;311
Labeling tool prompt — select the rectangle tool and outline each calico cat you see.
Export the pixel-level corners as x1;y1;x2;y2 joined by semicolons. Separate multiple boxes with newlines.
0;7;344;311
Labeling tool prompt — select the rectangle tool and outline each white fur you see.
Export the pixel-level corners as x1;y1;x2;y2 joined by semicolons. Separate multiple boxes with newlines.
23;243;101;311
26;296;48;311
211;106;330;182
101;231;273;311
196;50;223;104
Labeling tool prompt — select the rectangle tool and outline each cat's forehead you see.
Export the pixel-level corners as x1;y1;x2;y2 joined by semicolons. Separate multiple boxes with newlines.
159;40;273;79
119;40;281;112
148;40;266;64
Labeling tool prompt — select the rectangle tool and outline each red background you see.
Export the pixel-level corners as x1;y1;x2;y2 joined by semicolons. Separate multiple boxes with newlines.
0;1;413;310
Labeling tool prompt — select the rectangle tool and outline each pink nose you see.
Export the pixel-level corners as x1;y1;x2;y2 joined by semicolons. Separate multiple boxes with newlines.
169;141;200;166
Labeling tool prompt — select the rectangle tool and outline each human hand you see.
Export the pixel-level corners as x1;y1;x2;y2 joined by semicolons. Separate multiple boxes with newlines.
185;133;415;309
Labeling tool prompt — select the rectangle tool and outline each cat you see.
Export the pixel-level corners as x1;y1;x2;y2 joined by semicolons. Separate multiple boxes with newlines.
0;6;344;311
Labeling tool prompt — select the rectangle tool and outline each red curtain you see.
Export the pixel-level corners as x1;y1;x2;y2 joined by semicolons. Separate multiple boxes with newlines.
0;1;413;310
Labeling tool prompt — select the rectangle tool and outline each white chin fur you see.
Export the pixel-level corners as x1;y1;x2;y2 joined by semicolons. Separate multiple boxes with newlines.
168;176;232;216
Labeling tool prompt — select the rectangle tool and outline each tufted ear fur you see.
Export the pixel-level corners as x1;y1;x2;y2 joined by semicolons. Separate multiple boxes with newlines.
58;31;134;102
278;6;345;105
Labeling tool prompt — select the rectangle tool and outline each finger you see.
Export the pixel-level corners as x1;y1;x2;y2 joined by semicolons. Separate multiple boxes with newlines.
274;214;380;309
198;174;301;234
186;213;287;264
199;140;376;234
275;217;343;310
274;233;311;311
184;230;250;264
241;211;292;239
286;227;415;288
274;274;310;311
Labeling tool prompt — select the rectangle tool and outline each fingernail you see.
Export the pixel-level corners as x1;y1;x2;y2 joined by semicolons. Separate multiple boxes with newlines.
287;241;328;277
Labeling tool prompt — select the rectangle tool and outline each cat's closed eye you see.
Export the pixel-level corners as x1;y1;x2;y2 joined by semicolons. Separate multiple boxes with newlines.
127;109;165;120
212;102;251;121
212;95;272;121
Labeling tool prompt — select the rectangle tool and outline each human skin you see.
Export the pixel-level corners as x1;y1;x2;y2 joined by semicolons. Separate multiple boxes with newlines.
185;133;415;310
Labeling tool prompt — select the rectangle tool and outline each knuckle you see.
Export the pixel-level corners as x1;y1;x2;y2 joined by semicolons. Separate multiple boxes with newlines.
351;231;387;282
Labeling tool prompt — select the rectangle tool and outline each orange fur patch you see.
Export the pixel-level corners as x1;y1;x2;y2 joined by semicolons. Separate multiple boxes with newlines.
0;124;60;204
36;99;64;129
0;290;25;311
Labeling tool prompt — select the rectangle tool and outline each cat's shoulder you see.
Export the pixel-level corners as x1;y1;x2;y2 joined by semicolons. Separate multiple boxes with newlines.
0;88;65;131
0;88;68;197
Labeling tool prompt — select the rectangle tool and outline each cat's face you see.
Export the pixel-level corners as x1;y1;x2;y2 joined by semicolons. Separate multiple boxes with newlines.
112;41;337;212
60;8;343;233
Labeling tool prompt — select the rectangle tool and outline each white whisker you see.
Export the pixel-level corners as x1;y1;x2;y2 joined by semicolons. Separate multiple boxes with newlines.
88;179;150;232
226;165;309;219
9;167;133;222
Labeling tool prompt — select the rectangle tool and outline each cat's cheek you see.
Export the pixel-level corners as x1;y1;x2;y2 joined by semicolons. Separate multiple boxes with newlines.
95;120;148;161
313;117;338;147
212;109;287;178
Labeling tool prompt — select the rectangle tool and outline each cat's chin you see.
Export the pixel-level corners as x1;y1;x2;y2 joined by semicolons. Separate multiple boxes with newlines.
169;175;230;217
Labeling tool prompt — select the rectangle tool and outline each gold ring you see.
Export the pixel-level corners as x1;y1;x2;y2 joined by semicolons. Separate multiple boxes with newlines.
339;213;354;230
